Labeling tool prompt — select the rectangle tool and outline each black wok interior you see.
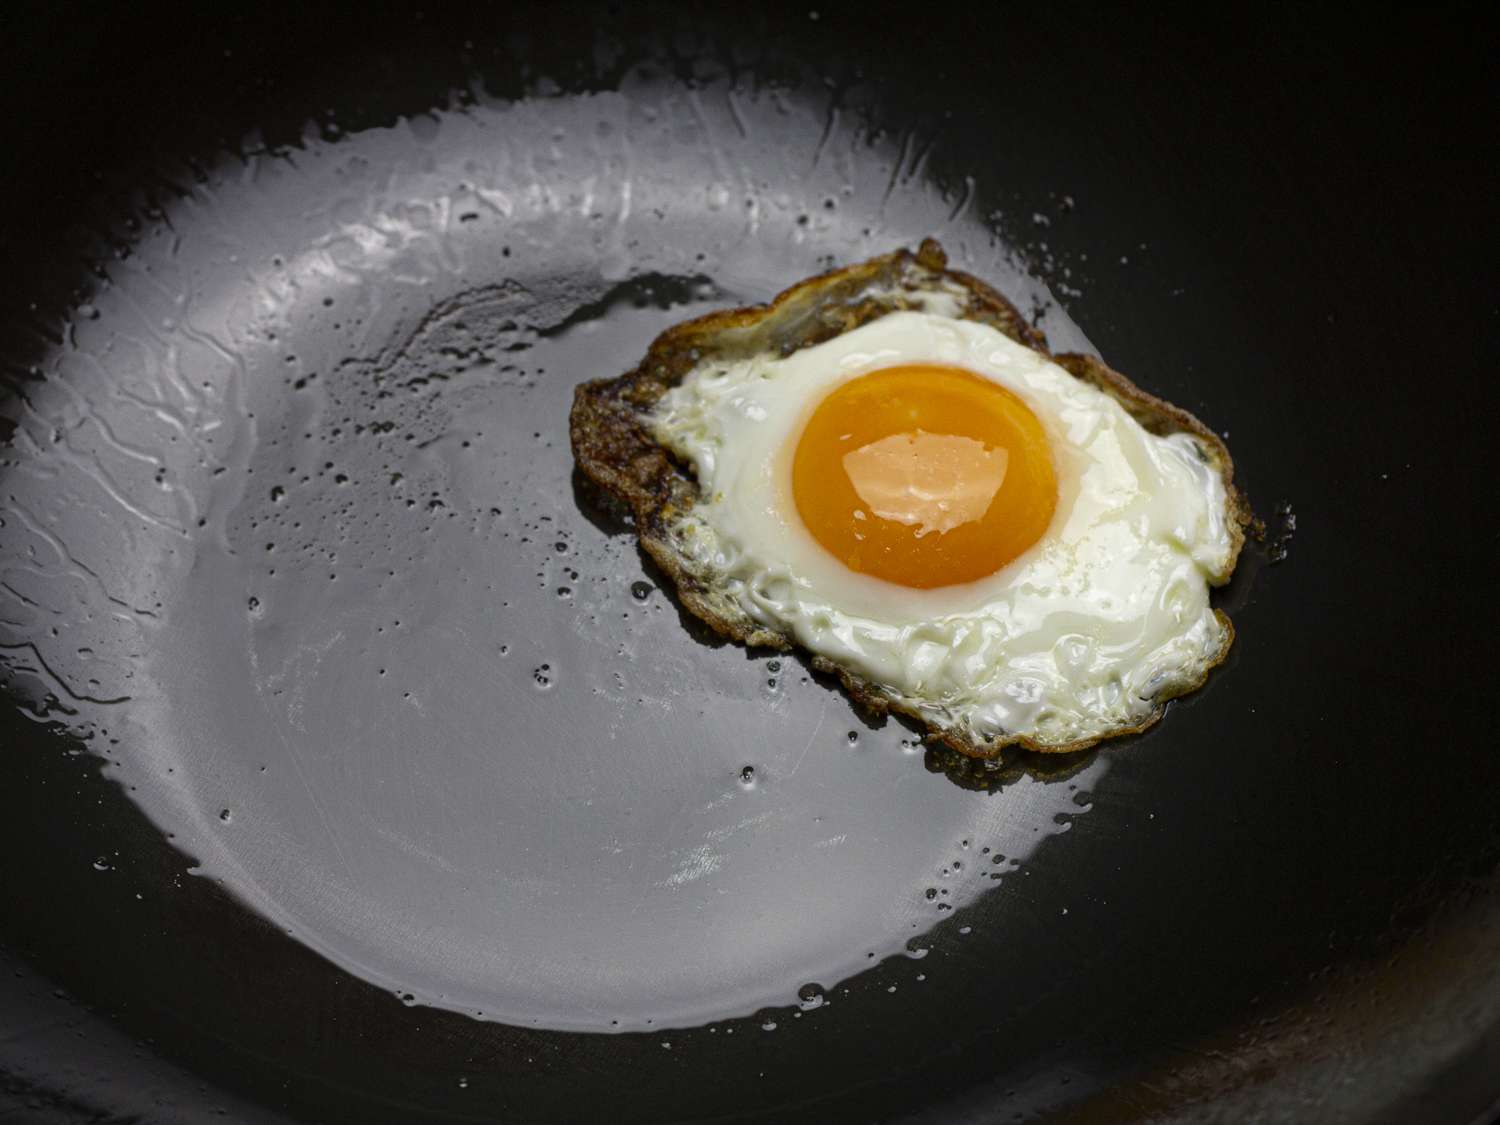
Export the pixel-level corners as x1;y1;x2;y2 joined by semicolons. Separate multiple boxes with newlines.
2;4;1496;1123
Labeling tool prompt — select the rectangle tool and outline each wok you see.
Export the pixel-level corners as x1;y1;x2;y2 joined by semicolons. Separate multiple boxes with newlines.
1;4;1495;1122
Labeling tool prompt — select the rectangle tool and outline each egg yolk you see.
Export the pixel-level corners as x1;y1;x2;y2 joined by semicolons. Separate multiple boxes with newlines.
790;365;1057;588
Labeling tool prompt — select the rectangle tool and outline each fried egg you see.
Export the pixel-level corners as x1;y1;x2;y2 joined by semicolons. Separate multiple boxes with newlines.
644;300;1240;752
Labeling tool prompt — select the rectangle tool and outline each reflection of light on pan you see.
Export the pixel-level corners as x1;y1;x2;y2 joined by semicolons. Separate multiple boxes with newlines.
0;71;1105;1032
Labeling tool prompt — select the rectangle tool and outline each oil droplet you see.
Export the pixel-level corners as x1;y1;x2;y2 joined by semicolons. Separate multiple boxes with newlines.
630;580;653;601
533;664;553;689
797;983;826;1011
739;765;756;786
846;730;859;746
92;856;111;872
219;808;232;823
1269;501;1297;564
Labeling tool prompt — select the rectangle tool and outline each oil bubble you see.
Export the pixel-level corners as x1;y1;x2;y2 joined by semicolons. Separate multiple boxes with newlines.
796;983;826;1011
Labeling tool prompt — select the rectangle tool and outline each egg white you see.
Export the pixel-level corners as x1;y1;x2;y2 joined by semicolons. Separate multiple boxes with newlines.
647;306;1236;749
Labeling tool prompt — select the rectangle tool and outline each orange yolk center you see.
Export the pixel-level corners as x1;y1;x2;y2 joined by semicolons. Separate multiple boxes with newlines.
790;365;1057;589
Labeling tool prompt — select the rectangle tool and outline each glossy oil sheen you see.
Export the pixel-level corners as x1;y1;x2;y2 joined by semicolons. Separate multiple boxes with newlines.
0;36;1098;1034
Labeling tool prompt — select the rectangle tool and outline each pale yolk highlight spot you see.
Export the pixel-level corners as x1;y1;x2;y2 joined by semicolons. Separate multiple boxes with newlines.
790;365;1057;588
842;431;1009;537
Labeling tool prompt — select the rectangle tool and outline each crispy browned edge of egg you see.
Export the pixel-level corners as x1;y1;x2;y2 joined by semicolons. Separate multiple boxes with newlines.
569;238;1253;757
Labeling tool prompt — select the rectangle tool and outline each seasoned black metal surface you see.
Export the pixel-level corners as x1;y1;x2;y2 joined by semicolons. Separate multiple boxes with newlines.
1;5;1495;1123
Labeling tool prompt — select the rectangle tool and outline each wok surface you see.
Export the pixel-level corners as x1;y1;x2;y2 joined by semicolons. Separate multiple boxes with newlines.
1;4;1495;1123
